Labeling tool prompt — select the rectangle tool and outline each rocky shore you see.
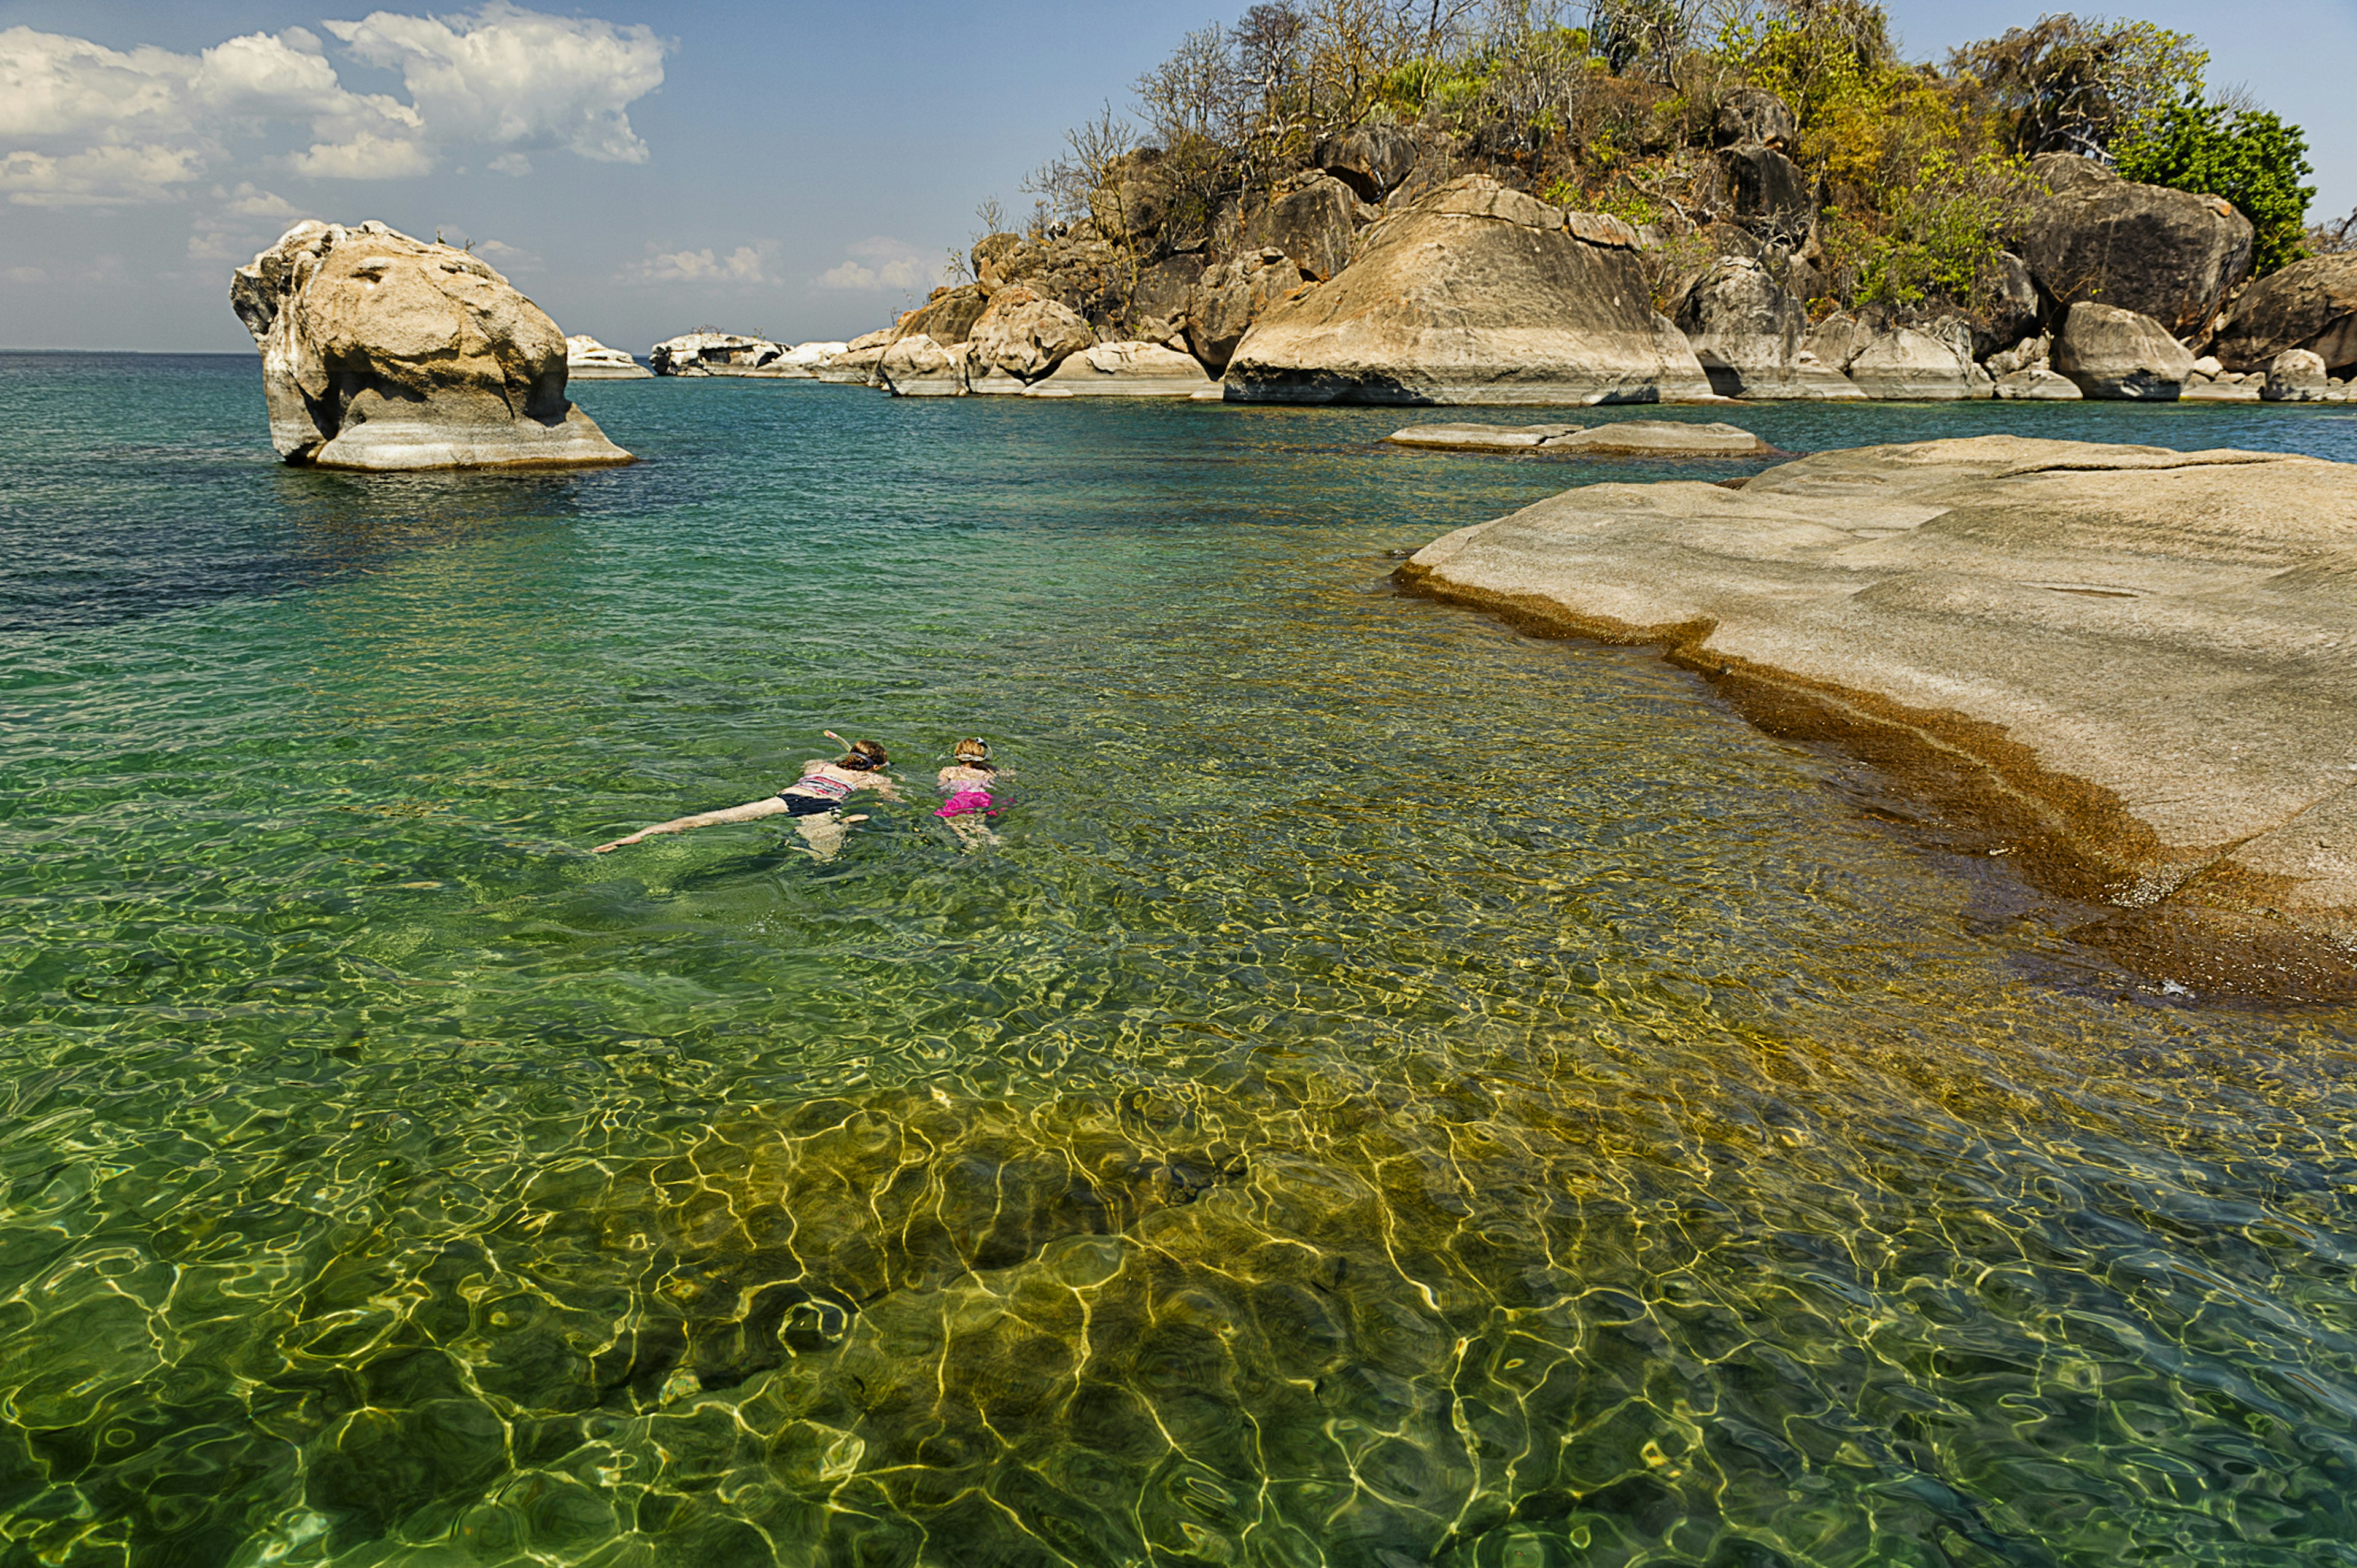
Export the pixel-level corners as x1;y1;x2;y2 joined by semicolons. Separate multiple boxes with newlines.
1398;436;2357;997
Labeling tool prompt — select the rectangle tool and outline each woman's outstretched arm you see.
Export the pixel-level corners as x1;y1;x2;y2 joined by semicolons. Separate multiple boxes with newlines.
593;795;788;853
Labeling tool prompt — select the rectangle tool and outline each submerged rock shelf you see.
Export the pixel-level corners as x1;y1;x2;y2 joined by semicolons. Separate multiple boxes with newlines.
1400;434;2357;995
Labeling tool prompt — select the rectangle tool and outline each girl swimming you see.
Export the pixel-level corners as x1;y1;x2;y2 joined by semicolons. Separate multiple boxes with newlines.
935;737;1001;850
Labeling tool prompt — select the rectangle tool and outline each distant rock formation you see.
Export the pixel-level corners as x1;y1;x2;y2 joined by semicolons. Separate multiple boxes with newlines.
1225;177;1715;405
2018;154;2254;338
230;221;630;471
649;331;806;376
1673;256;1862;399
566;334;650;379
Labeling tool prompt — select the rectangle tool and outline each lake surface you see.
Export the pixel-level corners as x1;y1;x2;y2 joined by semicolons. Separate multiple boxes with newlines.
4;352;2356;1568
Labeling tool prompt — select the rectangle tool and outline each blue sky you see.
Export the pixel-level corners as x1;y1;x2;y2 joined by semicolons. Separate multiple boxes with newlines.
2;0;2350;352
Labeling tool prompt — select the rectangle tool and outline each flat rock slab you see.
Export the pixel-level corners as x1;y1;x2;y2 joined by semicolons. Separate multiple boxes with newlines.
1389;419;1771;456
1398;435;2357;996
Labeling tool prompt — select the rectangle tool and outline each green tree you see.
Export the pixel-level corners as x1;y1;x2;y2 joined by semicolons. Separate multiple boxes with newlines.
2113;95;2316;274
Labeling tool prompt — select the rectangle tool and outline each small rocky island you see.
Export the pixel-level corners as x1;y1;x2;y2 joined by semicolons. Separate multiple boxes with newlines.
1399;436;2357;994
231;222;631;469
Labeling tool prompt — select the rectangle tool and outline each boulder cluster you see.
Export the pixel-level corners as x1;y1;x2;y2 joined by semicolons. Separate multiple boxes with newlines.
816;93;2354;406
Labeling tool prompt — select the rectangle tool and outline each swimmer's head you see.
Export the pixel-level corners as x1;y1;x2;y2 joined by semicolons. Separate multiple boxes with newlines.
954;738;992;770
839;739;888;771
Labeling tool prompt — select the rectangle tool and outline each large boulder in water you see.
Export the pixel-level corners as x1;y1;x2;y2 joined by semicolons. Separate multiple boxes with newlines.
2051;301;2194;400
1225;176;1714;405
565;334;649;379
2018;154;2253;337
2209;253;2357;376
649;330;793;376
231;220;629;469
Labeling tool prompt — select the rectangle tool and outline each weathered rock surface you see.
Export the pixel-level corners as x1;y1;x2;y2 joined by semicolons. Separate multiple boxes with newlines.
1185;250;1314;373
2018;154;2254;337
2264;349;2330;403
1844;327;1989;400
230;220;629;470
1673;256;1862;400
1994;366;2084;400
1387;420;1770;455
1714;88;1796;150
1226;177;1714;406
565;334;650;379
893;285;991;349
2051;300;2194;400
969;288;1096;381
1035;341;1217;396
651;331;798;377
1399;435;2357;994
818;330;894;385
1719;144;1812;243
2211;253;2357;376
1240;174;1360;284
1315;120;1423;201
877;334;967;396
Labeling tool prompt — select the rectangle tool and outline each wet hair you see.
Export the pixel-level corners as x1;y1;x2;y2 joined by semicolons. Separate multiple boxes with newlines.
838;739;888;771
953;738;994;771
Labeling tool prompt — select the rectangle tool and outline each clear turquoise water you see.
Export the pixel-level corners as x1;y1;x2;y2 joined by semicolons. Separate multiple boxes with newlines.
4;352;2356;1568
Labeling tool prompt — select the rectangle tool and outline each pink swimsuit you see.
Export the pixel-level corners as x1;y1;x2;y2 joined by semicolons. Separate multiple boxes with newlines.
937;789;993;819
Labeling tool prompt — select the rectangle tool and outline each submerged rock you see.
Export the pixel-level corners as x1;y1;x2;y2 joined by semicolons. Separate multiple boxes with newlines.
1225;176;1714;405
565;334;651;379
1387;420;1770;455
230;220;629;470
1399;435;2357;994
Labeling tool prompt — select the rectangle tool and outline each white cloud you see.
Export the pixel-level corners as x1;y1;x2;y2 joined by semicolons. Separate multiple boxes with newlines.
474;236;539;271
815;236;931;292
324;3;665;164
220;182;304;218
624;244;774;285
4;265;47;284
0;7;666;204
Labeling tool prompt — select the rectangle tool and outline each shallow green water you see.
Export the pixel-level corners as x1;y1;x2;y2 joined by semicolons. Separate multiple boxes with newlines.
4;354;2356;1568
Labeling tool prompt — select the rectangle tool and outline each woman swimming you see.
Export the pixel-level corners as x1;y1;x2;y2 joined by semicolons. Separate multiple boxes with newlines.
934;737;1001;850
592;738;902;862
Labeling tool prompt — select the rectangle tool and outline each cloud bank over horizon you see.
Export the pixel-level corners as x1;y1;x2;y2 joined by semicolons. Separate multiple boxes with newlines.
0;5;667;207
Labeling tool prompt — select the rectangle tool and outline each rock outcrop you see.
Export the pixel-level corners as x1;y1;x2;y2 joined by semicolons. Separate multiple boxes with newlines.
1315;120;1424;201
2209;253;2357;376
892;285;991;349
1714;88;1797;150
230;220;629;470
1239;174;1361;284
876;334;968;396
2018;154;2254;337
1673;256;1862;399
2051;301;2194;400
2264;349;2330;403
1843;326;1989;400
651;331;800;377
818;330;893;385
1185;250;1314;373
968;288;1095;382
1034;341;1218;396
1225;177;1714;405
565;334;650;379
1399;436;2357;995
1719;144;1812;244
1387;420;1770;455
